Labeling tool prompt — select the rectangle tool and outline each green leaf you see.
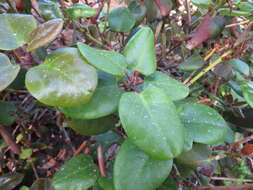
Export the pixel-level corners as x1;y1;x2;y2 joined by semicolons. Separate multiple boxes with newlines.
114;140;173;190
178;54;205;71
192;0;213;8
25;47;98;107
94;131;122;150
19;147;33;159
39;0;64;21
97;176;114;190
128;1;147;24
177;101;228;145
108;7;136;32
230;59;250;76
176;143;212;169
240;81;253;108
66;3;97;19
67;115;117;136
238;2;253;12
123;27;156;75
218;8;252;16
0;53;20;91
30;178;55;190
0;173;24;190
0;14;37;50
77;42;127;76
59;72;122;119
119;86;184;160
52;154;98;190
27;18;64;52
144;71;189;101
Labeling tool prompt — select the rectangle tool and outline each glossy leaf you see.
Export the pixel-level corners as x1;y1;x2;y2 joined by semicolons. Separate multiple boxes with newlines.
67;115;117;136
178;54;205;71
59;72;122;119
114;140;173;190
0;53;20;91
39;0;64;21
52;154;98;190
123;27;156;75
177;102;228;145
192;0;213;8
176;143;211;169
108;7;136;32
144;71;189;101
27;18;64;52
230;59;250;76
25;48;98;107
67;3;97;19
218;8;252;16
119;86;184;160
0;173;24;190
77;42;127;76
238;2;253;12
30;178;55;190
0;14;37;50
240;81;253;108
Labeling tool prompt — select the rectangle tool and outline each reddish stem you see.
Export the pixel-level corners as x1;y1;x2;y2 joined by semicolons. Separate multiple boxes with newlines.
97;144;107;177
0;125;20;154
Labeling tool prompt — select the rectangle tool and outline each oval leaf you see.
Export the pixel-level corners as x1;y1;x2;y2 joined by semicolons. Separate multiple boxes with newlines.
0;173;24;190
27;18;64;52
0;14;37;50
177;101;228;145
178;54;205;71
108;7;136;32
123;27;156;75
25;48;98;107
0;101;16;126
66;3;97;19
67;115;117;136
60;72;122;119
176;143;212;169
230;59;250;76
0;53;20;91
39;0;64;21
144;71;189;101
219;8;252;16
30;178;55;190
52;154;98;190
192;0;213;8
119;86;184;160
114;140;172;190
77;42;127;76
240;81;253;108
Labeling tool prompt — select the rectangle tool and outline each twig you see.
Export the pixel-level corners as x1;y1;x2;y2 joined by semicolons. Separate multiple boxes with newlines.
210;176;253;182
225;19;250;28
0;125;20;154
56;112;75;153
183;47;217;84
97;144;106;177
187;49;232;86
155;21;164;42
195;183;253;190
73;140;89;156
185;0;191;26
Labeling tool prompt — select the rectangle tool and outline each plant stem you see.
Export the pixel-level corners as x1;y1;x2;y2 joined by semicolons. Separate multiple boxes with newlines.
0;125;20;154
97;144;107;177
187;49;232;86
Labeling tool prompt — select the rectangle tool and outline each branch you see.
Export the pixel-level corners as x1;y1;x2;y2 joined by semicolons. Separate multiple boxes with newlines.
195;184;253;190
